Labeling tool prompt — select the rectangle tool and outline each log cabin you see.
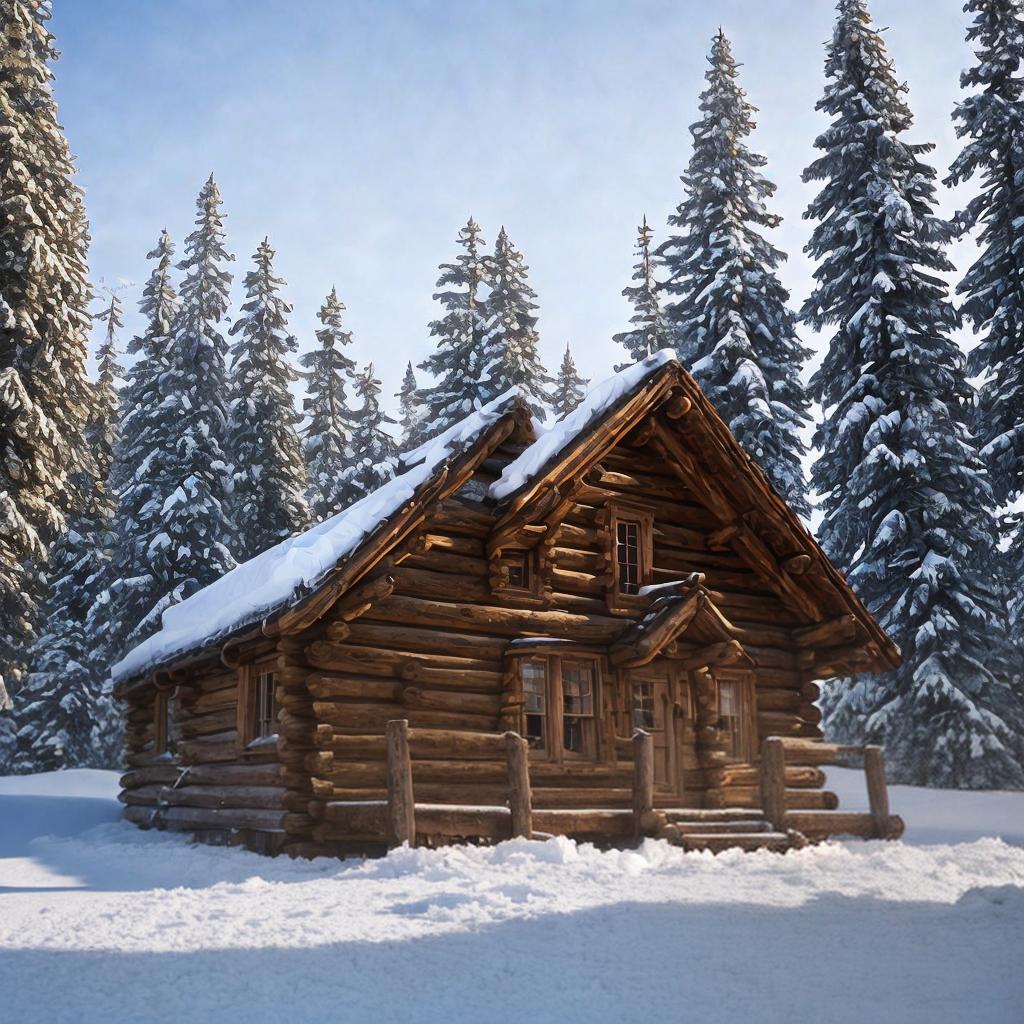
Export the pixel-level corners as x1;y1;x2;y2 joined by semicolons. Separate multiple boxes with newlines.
112;351;904;856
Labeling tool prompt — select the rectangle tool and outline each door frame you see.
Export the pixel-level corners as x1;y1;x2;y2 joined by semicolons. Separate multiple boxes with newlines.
623;660;686;801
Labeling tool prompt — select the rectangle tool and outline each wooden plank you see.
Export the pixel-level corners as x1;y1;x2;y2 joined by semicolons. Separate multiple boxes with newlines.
864;745;890;838
760;737;787;831
505;732;532;839
386;719;415;847
632;730;654;837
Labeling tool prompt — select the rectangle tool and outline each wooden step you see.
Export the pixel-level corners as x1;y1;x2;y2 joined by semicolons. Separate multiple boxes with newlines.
666;819;771;835
679;831;795;853
662;807;766;824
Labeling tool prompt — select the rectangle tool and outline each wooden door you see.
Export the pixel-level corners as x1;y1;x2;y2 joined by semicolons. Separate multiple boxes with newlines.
627;663;680;798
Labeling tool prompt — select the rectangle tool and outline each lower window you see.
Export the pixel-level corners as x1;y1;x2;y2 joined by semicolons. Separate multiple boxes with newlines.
516;655;600;760
254;669;277;740
717;676;752;761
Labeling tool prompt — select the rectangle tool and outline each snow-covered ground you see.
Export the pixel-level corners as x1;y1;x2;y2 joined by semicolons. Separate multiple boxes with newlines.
1;769;1022;1023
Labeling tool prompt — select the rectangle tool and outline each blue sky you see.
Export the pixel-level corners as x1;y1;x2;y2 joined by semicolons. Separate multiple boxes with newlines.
53;0;973;414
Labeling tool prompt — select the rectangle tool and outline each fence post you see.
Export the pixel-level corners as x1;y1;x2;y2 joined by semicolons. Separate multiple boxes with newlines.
505;731;532;839
632;730;654;837
386;719;415;847
864;745;890;838
760;736;787;831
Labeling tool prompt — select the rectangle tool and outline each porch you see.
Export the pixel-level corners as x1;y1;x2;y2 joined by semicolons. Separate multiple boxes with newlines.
305;720;904;855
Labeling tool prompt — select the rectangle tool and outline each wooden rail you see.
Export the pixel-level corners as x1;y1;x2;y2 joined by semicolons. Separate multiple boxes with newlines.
759;736;904;840
375;720;654;847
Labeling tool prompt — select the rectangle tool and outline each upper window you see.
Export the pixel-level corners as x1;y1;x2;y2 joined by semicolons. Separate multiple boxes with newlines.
606;504;654;611
505;551;530;591
616;520;641;595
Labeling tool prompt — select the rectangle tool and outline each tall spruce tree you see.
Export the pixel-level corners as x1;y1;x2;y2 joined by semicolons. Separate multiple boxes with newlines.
552;344;589;417
396;360;426;449
338;363;397;506
947;0;1024;649
658;32;811;516
301;287;357;522
479;227;551;418
803;0;1024;787
613;216;669;366
151;176;235;619
418;218;491;438
104;231;180;657
0;1;92;726
227;239;309;561
13;294;123;771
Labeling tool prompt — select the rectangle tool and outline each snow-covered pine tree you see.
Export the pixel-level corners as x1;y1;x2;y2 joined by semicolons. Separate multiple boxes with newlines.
301;287;358;522
13;292;123;772
103;231;180;659
227;239;309;561
396;361;426;449
479;227;551;419
613;216;669;366
148;176;235;621
657;31;812;517
338;363;398;506
418;218;491;438
947;0;1024;650
0;0;93;729
552;344;589;417
803;0;1024;788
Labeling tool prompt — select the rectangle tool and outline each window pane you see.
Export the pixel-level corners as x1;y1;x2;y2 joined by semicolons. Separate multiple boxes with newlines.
718;680;742;759
562;660;594;717
564;716;587;753
506;552;529;589
632;683;655;730
522;661;547;750
616;520;641;594
255;671;276;738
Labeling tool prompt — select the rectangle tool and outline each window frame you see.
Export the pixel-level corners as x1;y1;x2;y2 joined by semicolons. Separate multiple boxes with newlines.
514;653;602;763
605;503;654;613
238;659;279;749
715;670;756;763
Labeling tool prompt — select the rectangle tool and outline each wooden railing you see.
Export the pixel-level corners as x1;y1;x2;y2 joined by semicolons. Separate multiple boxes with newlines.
374;720;655;848
759;736;904;840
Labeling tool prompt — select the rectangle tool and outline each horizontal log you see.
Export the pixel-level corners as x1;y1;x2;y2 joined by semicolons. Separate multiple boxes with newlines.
785;811;903;838
159;806;288;832
307;640;500;677
532;808;635;837
178;706;238;740
314;702;496;732
778;738;865;766
367;593;624;643
120;764;183;789
415;804;511;841
170;762;288;787
159;785;288;810
307;674;403;702
403;686;500;716
321;799;389;836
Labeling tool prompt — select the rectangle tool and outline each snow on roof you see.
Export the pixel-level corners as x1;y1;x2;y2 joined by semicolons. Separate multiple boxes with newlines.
112;390;521;683
490;349;677;502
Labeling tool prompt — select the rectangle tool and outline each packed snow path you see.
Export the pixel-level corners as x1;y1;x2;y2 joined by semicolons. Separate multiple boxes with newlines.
1;771;1022;1023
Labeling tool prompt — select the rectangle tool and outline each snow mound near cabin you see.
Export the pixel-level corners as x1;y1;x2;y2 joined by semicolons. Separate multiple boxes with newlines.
1;770;1023;1024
